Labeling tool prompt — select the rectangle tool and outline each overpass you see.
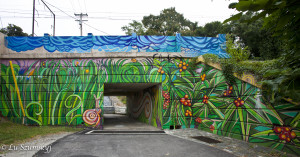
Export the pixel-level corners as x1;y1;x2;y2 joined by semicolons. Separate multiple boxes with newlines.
0;33;299;155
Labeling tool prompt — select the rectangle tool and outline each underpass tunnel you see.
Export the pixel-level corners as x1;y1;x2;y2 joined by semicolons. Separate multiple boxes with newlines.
103;83;162;130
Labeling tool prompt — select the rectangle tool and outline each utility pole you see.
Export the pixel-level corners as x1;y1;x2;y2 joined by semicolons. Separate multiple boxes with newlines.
32;0;35;36
74;13;88;36
41;0;55;36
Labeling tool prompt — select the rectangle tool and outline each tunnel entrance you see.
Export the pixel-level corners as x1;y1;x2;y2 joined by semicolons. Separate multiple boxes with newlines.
103;83;162;130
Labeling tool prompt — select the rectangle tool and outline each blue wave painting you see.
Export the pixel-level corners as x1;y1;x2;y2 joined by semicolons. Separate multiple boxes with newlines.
44;35;93;52
178;34;228;58
5;33;228;57
136;36;178;52
92;35;134;52
6;36;44;52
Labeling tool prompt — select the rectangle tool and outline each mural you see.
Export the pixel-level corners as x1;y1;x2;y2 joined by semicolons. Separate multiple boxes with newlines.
127;85;162;129
82;94;102;129
0;57;299;155
5;33;228;58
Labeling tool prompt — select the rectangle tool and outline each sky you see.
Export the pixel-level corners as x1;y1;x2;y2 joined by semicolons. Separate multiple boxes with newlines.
0;0;238;36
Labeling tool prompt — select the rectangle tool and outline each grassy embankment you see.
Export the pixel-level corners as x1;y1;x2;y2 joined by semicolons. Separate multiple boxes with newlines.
0;118;83;146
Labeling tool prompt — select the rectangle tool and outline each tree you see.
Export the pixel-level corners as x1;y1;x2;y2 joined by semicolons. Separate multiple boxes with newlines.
204;21;230;37
121;8;197;36
0;24;28;36
229;12;283;60
121;20;145;35
224;0;300;103
142;7;194;36
122;8;230;37
225;0;300;68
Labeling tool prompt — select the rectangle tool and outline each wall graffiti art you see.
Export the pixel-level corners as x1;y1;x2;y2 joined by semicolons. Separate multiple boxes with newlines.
0;34;299;155
1;57;299;155
5;33;228;58
82;94;102;129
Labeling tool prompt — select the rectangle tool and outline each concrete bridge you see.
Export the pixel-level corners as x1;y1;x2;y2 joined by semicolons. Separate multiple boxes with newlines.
0;33;299;155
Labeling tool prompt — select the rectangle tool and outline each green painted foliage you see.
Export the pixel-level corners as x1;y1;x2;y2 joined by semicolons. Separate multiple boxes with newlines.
0;57;299;155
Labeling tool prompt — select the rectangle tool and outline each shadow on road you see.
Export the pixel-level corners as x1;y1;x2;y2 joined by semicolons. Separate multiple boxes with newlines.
103;114;161;131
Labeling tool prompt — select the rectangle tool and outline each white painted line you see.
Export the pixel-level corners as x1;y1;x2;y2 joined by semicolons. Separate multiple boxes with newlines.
85;130;94;134
87;133;166;135
85;130;165;135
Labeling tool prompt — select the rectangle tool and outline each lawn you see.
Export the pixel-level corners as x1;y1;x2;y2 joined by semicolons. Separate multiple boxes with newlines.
0;118;83;146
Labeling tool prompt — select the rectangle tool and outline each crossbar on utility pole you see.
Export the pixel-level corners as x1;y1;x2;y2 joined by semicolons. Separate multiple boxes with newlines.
74;13;88;36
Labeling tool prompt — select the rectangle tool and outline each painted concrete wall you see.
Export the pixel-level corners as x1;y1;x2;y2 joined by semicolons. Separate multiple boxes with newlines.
0;34;299;155
127;84;162;128
1;58;299;155
2;33;228;58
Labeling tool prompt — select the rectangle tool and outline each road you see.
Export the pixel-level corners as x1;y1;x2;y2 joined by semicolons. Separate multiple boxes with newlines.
34;131;234;157
34;114;234;157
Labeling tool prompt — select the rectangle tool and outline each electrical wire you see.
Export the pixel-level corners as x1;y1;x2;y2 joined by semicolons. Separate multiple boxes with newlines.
0;8;230;19
43;0;77;20
0;10;53;16
69;0;76;13
77;0;82;13
0;15;224;20
0;7;150;15
0;10;143;19
43;0;110;35
83;0;88;13
82;22;109;35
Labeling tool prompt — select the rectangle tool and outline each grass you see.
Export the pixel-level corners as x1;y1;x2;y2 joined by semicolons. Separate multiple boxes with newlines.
117;96;127;104
0;118;83;146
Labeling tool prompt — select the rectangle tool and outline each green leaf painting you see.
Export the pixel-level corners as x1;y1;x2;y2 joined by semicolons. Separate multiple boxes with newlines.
0;58;299;155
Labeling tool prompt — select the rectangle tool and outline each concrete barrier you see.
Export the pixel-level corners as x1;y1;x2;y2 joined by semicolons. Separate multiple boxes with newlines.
115;107;126;114
103;107;115;114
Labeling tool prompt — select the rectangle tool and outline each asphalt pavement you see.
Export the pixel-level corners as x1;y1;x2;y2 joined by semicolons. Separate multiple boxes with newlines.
34;130;234;157
34;114;235;157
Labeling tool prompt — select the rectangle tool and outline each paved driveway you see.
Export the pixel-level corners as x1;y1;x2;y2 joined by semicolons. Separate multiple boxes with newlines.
34;130;234;157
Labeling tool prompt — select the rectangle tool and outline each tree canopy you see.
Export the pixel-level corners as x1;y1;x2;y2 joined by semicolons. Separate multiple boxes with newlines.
121;8;229;37
224;0;300;103
0;24;28;36
142;7;193;36
225;0;299;68
121;20;145;36
121;7;283;60
229;12;283;60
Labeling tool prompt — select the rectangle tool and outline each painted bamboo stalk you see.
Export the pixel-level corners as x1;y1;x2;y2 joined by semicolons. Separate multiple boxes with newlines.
9;61;25;117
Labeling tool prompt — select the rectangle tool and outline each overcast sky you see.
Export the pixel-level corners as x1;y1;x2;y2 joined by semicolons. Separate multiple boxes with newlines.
0;0;238;36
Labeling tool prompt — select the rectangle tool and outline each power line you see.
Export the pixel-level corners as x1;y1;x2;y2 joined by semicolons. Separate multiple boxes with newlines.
77;0;82;13
42;0;110;35
1;15;228;20
0;15;70;19
83;0;88;13
0;9;230;19
0;10;229;19
0;10;52;16
69;0;76;13
0;7;150;15
41;0;55;36
0;10;141;19
0;16;137;21
43;0;77;20
82;22;109;35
